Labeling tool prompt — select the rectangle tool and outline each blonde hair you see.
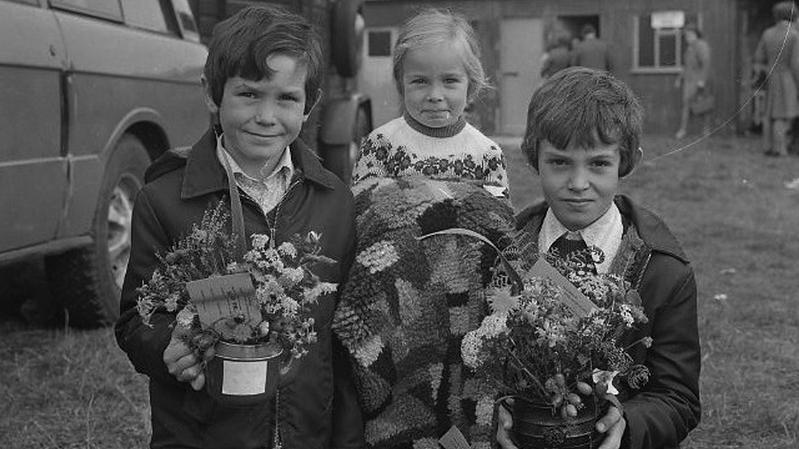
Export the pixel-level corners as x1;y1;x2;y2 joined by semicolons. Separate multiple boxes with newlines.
392;9;488;104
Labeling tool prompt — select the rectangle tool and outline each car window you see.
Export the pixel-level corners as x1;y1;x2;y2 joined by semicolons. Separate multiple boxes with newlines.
50;0;122;21
120;0;170;34
172;0;199;41
5;0;41;6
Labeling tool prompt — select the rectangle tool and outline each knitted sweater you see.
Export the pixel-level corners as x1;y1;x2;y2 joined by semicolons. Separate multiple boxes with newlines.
332;177;516;449
352;114;510;199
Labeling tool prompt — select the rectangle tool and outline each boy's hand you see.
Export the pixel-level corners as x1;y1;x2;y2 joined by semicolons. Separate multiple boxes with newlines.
596;405;626;449
496;401;625;449
496;398;519;449
163;333;215;391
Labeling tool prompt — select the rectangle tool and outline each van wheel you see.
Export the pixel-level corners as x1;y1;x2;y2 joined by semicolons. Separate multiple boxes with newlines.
46;134;149;327
321;106;370;185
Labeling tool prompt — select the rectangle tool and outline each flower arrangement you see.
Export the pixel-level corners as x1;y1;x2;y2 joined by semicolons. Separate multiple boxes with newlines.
136;200;336;359
461;247;651;421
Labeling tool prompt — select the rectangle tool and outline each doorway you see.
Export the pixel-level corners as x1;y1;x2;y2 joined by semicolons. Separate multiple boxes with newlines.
499;17;544;135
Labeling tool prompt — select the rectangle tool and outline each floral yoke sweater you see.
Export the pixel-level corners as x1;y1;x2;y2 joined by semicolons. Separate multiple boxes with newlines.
332;177;516;448
352;114;510;199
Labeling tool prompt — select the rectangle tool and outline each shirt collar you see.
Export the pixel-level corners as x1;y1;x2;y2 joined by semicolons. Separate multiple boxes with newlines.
214;133;294;183
539;202;624;273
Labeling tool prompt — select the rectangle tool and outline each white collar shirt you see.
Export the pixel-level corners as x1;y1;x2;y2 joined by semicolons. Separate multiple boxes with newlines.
538;202;624;274
215;134;294;216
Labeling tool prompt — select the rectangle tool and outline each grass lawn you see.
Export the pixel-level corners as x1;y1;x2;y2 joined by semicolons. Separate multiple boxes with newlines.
1;133;798;448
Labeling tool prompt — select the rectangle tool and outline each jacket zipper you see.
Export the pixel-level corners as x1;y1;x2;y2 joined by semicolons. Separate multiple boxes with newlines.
267;177;303;247
633;251;652;291
235;177;303;247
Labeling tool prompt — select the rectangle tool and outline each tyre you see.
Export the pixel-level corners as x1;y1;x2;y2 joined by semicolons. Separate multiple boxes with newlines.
46;134;150;327
320;106;371;185
331;0;364;78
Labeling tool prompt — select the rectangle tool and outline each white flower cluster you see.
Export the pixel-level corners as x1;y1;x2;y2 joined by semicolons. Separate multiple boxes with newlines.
618;303;635;328
461;313;508;369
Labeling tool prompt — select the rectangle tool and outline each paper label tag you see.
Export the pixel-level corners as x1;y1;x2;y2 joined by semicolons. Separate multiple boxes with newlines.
529;258;599;318
439;425;471;449
186;273;258;328
222;360;268;395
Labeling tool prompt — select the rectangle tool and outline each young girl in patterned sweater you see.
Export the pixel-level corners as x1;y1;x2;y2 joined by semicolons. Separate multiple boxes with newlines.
335;9;513;449
352;8;510;199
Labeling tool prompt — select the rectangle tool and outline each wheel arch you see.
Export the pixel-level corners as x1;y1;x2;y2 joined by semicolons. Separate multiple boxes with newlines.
100;108;170;163
59;109;167;240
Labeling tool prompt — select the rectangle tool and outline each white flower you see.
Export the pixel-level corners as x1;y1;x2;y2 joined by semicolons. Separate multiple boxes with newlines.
164;292;180;312
304;282;338;303
280;296;300;318
277;242;297;258
175;306;197;328
619;304;635;327
251;233;270;250
256;279;285;307
592;369;620;395
480;313;508;338
280;267;305;286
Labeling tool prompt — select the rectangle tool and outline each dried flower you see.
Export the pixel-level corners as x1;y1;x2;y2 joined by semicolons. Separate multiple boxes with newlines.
460;245;650;417
136;200;336;359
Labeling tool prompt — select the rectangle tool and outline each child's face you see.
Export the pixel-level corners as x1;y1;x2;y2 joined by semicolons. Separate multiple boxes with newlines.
205;54;310;176
537;139;621;231
401;42;469;128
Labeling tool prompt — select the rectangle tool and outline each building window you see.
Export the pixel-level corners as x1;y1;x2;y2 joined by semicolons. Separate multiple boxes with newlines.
367;30;392;57
634;13;699;72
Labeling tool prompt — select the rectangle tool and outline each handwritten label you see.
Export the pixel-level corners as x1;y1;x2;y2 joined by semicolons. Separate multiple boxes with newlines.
222;360;268;395
439;425;471;449
529;258;599;318
186;273;258;328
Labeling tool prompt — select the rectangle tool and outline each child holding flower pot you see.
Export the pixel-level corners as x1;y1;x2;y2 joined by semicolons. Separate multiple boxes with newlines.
115;6;363;449
496;67;701;449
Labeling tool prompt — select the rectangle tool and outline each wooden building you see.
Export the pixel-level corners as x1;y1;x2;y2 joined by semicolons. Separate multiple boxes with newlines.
360;0;782;136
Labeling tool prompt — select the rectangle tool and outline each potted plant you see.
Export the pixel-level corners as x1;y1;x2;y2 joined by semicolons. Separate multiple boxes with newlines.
459;244;652;449
137;201;336;406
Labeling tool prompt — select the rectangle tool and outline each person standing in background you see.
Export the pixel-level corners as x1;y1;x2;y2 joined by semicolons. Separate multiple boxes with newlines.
754;1;799;157
674;24;712;140
570;24;614;73
541;32;573;79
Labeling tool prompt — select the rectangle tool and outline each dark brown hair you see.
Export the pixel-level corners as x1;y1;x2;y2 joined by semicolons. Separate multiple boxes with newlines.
204;5;323;113
521;67;643;177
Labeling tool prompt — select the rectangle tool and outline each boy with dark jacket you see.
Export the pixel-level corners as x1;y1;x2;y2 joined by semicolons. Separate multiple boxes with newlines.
496;67;700;449
115;6;364;448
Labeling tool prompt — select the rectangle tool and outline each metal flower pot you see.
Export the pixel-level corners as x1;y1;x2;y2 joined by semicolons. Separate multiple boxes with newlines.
205;340;283;407
512;397;608;449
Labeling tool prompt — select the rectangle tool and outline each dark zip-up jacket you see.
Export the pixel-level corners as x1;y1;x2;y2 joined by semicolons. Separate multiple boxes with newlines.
516;195;701;449
115;129;364;449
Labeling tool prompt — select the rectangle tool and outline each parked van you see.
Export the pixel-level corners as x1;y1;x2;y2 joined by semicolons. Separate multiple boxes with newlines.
0;0;208;326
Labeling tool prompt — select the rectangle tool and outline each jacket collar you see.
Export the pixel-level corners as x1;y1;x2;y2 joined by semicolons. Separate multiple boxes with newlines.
180;129;339;199
516;194;688;263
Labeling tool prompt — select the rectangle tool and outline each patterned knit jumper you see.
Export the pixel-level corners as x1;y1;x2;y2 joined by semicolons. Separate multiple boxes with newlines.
352;113;510;198
333;175;516;449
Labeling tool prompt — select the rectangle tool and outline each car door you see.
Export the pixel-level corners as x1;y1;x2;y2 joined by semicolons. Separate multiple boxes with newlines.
0;0;70;253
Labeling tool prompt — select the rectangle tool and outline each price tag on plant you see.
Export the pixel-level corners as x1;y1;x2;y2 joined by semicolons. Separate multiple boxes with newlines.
186;273;258;328
528;258;599;317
